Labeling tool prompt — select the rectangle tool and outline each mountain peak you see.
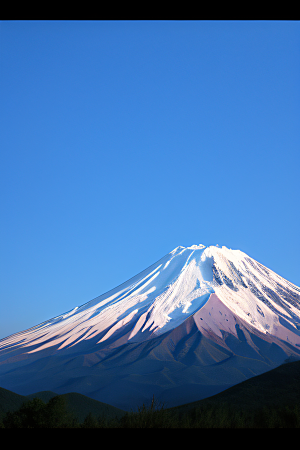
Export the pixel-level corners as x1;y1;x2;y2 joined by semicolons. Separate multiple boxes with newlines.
1;243;300;410
1;242;300;354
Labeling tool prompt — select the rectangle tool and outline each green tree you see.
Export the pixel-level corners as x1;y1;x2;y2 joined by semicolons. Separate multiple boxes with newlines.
2;395;79;428
81;412;99;428
3;397;47;428
44;395;78;428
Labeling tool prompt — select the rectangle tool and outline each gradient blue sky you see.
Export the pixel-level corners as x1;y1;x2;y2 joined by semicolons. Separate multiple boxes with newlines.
1;20;299;339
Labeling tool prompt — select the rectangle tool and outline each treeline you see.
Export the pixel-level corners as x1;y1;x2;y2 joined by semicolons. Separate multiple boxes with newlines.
1;395;300;428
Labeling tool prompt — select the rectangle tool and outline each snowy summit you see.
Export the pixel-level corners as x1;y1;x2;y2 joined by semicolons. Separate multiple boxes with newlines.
1;244;300;353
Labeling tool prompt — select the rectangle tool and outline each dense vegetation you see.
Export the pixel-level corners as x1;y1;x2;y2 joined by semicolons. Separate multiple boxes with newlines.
1;394;300;428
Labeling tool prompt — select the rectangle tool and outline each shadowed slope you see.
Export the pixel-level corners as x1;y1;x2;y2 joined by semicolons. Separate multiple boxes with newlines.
171;359;300;418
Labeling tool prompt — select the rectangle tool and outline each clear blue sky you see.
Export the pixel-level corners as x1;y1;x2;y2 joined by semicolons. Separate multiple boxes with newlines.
1;20;299;339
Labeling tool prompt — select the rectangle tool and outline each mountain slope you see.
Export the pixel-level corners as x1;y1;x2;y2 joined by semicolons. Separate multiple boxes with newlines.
0;244;300;410
172;358;300;417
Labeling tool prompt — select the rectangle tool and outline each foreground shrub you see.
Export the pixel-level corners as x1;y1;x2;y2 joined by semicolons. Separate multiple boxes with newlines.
119;395;179;428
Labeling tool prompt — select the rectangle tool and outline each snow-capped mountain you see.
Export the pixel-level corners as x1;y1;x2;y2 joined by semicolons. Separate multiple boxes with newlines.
1;244;300;410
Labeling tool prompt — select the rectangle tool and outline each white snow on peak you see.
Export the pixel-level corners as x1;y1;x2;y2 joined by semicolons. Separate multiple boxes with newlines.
1;243;300;354
170;244;206;253
186;244;206;250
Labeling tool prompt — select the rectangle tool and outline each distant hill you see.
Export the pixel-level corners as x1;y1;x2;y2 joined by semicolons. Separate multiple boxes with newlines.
0;387;125;423
25;390;58;403
52;392;125;423
0;387;27;419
